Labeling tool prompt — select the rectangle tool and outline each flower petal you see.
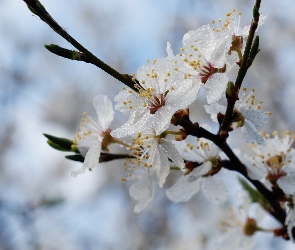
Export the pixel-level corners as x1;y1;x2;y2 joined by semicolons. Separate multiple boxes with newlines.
129;170;154;213
72;142;101;177
277;176;295;195
160;138;185;170
204;74;228;104
111;110;149;138
241;120;265;144
93;95;114;131
166;161;212;202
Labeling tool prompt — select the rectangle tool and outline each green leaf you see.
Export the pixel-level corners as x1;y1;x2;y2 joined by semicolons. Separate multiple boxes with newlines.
47;140;69;151
239;178;271;211
44;133;74;151
65;154;84;162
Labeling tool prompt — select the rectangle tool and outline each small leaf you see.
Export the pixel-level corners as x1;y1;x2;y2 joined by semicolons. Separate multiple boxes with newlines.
47;140;69;151
239;178;271;212
44;133;74;151
65;154;84;162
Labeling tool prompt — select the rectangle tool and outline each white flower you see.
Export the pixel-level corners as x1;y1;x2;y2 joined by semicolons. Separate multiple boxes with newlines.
72;95;114;177
205;88;269;144
131;125;185;187
217;193;266;250
179;9;266;105
180;24;233;104
243;131;295;194
122;125;184;213
111;44;200;138
166;138;228;203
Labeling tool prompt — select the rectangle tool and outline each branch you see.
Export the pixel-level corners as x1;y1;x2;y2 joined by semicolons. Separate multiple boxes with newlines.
219;1;262;134
22;0;137;91
179;116;286;225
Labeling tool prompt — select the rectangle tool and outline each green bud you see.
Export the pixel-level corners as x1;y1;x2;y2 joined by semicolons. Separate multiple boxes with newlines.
44;133;75;152
65;154;84;162
26;0;47;18
226;81;235;97
45;44;82;61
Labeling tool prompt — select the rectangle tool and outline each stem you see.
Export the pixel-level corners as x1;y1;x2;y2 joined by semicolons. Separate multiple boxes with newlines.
23;0;137;91
220;1;261;133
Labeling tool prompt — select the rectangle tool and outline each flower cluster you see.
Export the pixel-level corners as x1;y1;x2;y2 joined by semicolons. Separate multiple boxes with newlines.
24;0;295;246
72;9;271;214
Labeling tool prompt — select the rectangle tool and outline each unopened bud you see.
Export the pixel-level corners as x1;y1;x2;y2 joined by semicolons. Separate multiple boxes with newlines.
217;112;224;125
171;109;190;126
175;129;188;141
219;130;229;139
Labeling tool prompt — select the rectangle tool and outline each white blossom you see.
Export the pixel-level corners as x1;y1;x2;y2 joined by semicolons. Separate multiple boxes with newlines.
122;125;184;213
180;24;233;104
166;138;228;203
205;88;269;144
243;131;295;195
111;44;200;138
217;193;266;250
131;125;184;187
72;95;114;177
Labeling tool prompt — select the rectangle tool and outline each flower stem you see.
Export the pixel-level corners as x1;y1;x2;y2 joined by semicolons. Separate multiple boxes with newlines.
219;1;261;134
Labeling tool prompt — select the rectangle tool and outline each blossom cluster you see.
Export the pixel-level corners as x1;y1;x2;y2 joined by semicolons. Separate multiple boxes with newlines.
67;8;295;245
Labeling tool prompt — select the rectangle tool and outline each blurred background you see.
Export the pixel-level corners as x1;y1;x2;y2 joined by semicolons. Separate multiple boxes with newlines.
1;0;295;249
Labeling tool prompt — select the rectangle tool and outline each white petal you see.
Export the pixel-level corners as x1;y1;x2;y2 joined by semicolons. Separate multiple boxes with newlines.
243;155;266;180
201;175;228;204
204;103;226;123
166;42;174;58
160;138;185;170
111;110;149;138
241;120;265;144
129;170;154;213
240;108;268;130
277;176;295;195
204;74;228;104
166;162;212;202
152;106;175;135
148;143;170;188
93;95;114;131
71;142;101;177
166;171;202;202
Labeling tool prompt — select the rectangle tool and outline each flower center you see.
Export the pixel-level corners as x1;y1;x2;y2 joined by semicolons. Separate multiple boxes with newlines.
200;62;226;83
229;35;243;58
149;94;166;114
266;155;286;181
